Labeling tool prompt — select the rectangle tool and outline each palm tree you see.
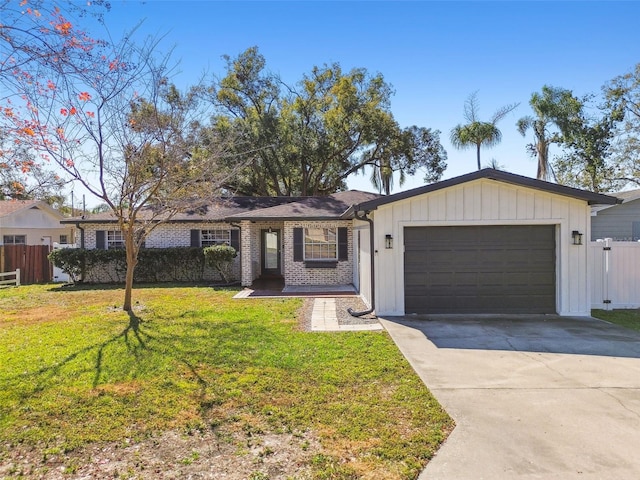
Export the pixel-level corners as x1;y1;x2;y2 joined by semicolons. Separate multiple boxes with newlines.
517;86;583;181
369;155;406;195
450;92;519;170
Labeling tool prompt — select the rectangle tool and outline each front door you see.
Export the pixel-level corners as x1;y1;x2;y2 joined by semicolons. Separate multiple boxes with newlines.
261;229;281;276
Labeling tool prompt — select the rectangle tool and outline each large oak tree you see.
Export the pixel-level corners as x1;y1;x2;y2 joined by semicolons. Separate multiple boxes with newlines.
553;111;622;193
605;63;640;188
204;47;447;196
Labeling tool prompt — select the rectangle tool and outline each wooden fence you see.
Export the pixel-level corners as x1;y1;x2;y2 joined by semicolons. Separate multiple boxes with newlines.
590;240;640;309
0;269;20;286
0;245;52;284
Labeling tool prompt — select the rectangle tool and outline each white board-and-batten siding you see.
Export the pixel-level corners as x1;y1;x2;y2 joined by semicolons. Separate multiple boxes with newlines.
370;178;592;316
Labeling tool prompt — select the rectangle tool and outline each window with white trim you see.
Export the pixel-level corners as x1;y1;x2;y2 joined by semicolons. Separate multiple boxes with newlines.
107;230;125;249
3;235;26;245
59;234;69;244
201;229;231;247
304;227;337;260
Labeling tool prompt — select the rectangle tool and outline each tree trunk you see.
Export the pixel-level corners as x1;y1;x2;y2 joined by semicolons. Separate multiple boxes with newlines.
476;144;481;170
123;228;138;311
537;140;548;180
301;162;309;196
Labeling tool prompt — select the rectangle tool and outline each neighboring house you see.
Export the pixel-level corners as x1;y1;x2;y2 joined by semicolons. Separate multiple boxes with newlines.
591;189;640;241
0;200;73;247
63;169;619;317
0;200;74;283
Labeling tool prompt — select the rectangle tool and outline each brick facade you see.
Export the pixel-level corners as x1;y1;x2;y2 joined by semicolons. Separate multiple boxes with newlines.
283;220;353;286
81;219;355;287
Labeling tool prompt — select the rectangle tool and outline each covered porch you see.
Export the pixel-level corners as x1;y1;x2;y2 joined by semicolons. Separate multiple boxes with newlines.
237;219;356;291
238;220;285;287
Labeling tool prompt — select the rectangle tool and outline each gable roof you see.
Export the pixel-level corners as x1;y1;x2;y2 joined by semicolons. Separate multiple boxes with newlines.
0;199;40;217
610;189;640;203
0;199;64;219
351;169;621;212
591;188;640;214
227;190;381;221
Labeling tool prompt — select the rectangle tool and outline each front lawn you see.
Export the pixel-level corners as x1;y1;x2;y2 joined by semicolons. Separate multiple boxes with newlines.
0;284;452;479
592;308;640;332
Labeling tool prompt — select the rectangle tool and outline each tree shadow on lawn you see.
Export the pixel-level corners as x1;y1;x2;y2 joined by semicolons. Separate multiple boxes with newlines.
4;309;281;413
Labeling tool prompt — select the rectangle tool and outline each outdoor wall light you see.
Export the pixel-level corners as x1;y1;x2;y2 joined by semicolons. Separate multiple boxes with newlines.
572;230;583;245
385;234;393;249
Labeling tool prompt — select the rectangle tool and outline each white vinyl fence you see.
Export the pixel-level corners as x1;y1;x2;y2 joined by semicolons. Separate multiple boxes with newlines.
51;242;76;283
590;239;640;309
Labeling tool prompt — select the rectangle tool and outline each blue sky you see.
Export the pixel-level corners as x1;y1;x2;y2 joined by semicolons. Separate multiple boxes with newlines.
99;0;640;194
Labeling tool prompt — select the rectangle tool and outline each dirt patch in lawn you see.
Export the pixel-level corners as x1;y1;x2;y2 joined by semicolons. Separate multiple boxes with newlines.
2;427;320;479
0;306;72;326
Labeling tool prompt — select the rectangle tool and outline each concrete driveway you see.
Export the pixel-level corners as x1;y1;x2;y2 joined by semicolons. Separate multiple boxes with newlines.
381;315;640;480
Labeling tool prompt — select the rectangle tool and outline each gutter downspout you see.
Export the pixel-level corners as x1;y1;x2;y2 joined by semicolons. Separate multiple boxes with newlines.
348;210;375;317
75;222;85;249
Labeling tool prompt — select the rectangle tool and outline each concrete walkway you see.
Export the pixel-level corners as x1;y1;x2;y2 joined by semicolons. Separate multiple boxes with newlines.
310;298;382;332
381;315;640;480
234;286;382;331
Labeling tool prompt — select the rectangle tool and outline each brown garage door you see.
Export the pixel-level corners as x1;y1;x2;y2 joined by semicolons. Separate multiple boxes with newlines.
404;225;556;314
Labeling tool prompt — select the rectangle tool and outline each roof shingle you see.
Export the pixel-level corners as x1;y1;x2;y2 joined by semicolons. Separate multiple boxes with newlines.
62;193;382;224
227;191;382;220
0;199;41;218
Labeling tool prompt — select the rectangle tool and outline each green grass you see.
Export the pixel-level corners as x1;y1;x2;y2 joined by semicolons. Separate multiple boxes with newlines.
0;284;452;479
592;308;640;332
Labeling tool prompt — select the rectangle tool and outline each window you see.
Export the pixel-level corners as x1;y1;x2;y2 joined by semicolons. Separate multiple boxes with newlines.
304;227;337;260
293;227;347;264
3;235;26;245
59;234;69;244
107;230;125;249
201;229;231;247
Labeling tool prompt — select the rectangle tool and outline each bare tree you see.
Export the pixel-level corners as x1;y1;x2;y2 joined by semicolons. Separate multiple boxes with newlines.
1;6;239;310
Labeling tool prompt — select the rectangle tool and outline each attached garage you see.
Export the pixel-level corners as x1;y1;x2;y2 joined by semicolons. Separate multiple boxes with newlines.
351;169;620;317
404;225;556;314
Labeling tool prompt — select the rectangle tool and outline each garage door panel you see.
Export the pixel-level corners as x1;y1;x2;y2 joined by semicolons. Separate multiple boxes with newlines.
454;273;479;286
454;251;480;265
406;275;430;286
503;273;532;286
404;225;556;314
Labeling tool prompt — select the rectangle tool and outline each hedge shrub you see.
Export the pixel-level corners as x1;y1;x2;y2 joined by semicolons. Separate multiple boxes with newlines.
49;247;212;284
203;245;238;284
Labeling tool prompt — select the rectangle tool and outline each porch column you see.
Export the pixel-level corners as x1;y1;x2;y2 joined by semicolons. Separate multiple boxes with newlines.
240;220;253;287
